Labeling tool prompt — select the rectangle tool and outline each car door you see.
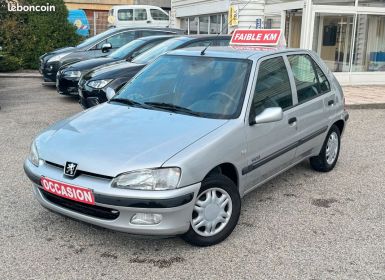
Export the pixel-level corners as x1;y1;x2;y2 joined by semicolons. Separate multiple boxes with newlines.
149;8;170;27
243;55;299;190
285;53;334;161
133;8;148;27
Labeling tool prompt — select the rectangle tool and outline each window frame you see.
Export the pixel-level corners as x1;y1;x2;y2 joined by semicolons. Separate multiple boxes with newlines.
286;53;332;105
248;54;296;123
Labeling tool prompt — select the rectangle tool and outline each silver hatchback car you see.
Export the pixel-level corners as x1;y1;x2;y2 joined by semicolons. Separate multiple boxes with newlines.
24;46;349;246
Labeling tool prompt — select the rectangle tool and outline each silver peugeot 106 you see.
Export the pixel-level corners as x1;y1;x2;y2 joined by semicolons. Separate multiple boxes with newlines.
24;46;349;246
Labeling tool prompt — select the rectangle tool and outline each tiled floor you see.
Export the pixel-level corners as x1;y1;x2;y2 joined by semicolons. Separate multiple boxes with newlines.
343;86;385;105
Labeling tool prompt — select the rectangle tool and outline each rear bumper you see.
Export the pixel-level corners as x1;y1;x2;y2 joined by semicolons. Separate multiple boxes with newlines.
24;160;200;236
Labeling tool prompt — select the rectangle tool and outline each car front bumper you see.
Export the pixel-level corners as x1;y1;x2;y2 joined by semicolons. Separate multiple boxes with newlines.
56;72;80;96
42;62;61;82
24;159;200;236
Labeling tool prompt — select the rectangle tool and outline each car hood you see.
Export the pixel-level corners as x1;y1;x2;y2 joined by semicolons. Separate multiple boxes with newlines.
37;103;228;177
65;57;119;72
40;47;76;62
83;61;145;81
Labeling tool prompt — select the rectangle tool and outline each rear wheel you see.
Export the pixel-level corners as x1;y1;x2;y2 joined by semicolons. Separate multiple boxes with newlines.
310;125;341;172
182;174;241;246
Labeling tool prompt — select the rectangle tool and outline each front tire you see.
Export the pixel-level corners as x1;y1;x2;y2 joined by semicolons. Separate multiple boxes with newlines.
182;174;241;246
310;125;341;172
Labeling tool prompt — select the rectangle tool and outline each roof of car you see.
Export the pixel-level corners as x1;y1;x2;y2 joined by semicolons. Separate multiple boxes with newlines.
167;46;306;59
138;35;178;41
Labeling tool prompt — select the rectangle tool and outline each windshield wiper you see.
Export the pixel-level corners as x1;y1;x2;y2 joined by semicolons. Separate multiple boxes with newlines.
144;102;203;116
110;98;151;109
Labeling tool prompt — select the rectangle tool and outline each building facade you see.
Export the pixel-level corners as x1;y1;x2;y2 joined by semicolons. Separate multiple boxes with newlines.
171;0;385;85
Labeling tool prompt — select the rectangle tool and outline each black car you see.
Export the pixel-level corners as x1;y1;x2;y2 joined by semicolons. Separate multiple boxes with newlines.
78;35;231;108
39;27;184;83
56;35;175;95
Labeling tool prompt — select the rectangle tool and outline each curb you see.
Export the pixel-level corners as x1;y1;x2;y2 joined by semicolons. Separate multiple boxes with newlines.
0;73;41;78
346;103;385;109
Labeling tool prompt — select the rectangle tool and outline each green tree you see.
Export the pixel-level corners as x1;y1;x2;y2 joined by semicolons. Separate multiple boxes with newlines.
0;0;82;70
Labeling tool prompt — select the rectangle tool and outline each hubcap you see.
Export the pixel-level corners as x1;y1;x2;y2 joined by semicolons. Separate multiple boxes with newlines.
191;188;232;237
326;132;339;165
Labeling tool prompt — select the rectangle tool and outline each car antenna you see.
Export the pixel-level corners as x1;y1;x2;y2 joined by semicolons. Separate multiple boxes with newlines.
200;0;253;56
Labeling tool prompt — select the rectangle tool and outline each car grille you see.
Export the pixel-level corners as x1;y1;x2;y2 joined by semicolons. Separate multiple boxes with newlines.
45;161;113;180
40;189;120;220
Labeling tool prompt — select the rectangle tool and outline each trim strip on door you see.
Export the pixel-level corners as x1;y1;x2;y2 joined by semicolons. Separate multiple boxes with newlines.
242;126;328;175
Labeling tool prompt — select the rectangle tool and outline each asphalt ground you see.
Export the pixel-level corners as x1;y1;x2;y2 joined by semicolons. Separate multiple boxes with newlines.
0;78;384;280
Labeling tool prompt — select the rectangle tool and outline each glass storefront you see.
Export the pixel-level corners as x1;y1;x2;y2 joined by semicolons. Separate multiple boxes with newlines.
313;0;355;6
353;15;385;72
179;13;228;35
312;13;354;72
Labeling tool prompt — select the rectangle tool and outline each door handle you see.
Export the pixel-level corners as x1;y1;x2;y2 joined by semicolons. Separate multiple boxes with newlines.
328;99;334;106
288;117;297;125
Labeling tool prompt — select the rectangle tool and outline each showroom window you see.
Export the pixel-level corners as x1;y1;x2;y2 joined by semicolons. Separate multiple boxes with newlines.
179;13;228;34
313;0;355;5
358;0;385;7
312;13;354;72
352;15;385;72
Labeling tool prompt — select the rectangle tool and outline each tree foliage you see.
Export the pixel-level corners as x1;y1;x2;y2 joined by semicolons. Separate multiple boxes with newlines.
0;0;82;71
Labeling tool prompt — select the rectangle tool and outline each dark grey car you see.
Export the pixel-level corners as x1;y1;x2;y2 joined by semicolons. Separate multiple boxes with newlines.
39;27;184;82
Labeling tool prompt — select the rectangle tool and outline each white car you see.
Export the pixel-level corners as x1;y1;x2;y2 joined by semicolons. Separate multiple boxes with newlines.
108;5;170;28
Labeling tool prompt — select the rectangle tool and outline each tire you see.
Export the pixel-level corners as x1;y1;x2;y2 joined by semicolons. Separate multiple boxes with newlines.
310;125;341;172
182;174;241;246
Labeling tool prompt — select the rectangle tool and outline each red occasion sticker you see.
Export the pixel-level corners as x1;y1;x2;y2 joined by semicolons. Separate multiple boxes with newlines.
40;177;95;205
230;29;282;46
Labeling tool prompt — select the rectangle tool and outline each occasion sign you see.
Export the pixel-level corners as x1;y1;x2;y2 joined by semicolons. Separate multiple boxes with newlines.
230;29;282;46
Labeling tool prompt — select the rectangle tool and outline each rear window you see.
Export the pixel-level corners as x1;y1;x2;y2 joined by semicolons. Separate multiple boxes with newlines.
150;9;169;21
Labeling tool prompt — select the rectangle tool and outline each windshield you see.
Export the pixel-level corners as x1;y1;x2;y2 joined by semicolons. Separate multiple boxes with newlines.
76;28;118;49
108;39;145;59
115;55;251;119
132;38;184;64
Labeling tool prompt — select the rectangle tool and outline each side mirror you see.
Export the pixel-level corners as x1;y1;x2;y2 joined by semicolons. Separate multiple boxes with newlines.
251;107;283;125
101;43;112;53
106;87;116;100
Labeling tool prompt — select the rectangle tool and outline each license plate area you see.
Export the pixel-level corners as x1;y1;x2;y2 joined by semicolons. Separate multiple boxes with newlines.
40;177;95;205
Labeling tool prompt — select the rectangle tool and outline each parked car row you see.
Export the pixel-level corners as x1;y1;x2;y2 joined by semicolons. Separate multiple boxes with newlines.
40;26;231;109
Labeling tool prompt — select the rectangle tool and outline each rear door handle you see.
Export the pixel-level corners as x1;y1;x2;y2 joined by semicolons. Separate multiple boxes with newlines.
288;117;297;125
328;99;334;106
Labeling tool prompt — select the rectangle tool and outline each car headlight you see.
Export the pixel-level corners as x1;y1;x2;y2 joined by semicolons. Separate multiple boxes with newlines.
64;70;81;78
47;53;69;63
29;141;40;167
87;79;113;89
111;168;181;190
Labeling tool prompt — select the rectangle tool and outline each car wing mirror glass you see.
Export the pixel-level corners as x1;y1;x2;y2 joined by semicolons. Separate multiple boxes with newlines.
101;43;112;53
252;107;283;125
106;87;116;100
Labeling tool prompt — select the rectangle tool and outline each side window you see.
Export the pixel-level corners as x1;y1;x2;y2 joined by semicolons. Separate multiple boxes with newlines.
134;9;147;21
314;62;331;94
132;41;160;58
252;56;293;116
102;31;136;48
287;54;330;103
150;9;169;21
185;40;211;47
117;9;133;21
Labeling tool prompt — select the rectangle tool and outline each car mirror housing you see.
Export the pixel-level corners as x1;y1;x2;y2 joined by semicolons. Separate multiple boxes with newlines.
106;87;116;100
101;43;112;53
251;107;283;125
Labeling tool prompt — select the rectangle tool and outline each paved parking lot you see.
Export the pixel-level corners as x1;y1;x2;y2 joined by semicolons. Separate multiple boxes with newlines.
1;78;385;280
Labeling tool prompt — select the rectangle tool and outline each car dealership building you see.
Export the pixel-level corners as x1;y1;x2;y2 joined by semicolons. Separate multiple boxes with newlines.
171;0;385;85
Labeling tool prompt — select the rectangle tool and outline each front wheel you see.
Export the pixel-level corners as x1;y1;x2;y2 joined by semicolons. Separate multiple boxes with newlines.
182;174;241;246
310;125;341;172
